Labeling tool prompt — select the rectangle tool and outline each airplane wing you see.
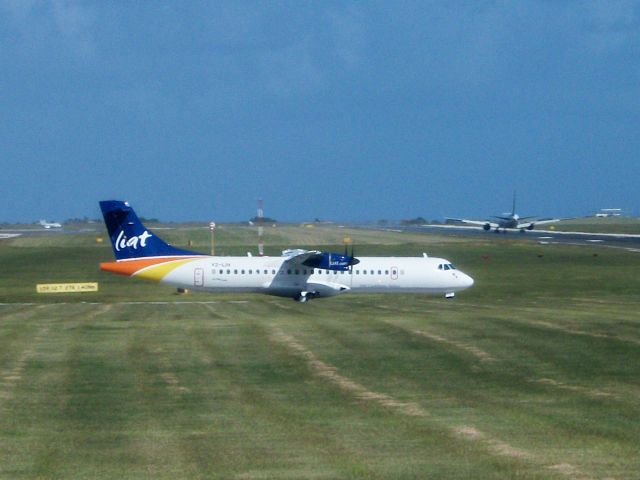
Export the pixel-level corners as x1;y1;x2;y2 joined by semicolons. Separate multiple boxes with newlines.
516;218;563;229
281;249;323;266
282;249;358;271
447;218;498;228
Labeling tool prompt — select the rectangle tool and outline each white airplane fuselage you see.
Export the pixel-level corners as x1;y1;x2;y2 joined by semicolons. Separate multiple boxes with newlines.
103;254;473;299
99;200;474;301
39;220;62;229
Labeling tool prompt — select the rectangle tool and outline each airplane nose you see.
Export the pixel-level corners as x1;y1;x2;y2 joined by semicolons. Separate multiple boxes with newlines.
461;273;474;288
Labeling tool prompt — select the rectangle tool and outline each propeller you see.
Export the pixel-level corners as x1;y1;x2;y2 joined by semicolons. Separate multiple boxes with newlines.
344;239;359;272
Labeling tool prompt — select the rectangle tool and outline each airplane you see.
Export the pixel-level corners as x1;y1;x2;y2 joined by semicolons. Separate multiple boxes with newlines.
39;219;62;229
447;192;564;233
99;200;474;302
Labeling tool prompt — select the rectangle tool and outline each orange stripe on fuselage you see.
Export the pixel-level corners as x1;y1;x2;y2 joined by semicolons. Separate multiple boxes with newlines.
100;257;201;277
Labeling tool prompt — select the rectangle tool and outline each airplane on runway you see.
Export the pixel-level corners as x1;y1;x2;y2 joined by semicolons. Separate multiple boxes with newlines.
448;192;563;233
99;200;474;302
39;219;62;229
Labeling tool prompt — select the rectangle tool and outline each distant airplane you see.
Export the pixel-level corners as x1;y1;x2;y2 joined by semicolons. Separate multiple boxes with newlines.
448;192;564;233
39;219;62;229
99;200;474;302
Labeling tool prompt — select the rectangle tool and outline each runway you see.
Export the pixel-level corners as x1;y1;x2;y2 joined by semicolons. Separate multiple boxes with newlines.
0;226;99;239
386;224;640;251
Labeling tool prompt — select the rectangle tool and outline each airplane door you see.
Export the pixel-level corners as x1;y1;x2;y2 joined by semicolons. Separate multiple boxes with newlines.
194;268;204;287
390;266;399;280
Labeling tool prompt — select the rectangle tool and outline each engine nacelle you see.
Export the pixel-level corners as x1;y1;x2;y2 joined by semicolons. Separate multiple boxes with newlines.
303;252;359;271
527;223;535;230
483;223;491;231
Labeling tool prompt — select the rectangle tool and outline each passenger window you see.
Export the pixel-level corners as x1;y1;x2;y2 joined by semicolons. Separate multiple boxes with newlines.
287;269;292;275
234;269;238;274
363;270;367;275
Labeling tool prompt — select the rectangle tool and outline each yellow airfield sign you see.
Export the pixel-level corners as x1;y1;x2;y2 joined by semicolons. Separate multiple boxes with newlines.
36;283;99;294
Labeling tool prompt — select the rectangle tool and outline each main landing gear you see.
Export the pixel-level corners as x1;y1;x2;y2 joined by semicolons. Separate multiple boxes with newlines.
295;291;319;303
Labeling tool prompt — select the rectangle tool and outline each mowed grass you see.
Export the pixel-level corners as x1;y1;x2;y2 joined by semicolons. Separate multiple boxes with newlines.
545;216;640;234
1;226;640;479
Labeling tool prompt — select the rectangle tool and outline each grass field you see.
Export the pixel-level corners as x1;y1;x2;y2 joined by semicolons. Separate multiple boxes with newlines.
1;225;639;479
543;217;640;234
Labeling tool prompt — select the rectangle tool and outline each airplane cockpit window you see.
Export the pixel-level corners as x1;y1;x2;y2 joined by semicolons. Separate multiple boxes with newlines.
438;264;457;271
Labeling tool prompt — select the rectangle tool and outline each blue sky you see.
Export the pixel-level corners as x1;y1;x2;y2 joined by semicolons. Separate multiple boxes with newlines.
1;1;639;222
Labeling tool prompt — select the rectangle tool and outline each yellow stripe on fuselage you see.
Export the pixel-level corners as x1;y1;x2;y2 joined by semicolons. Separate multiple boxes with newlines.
133;258;197;282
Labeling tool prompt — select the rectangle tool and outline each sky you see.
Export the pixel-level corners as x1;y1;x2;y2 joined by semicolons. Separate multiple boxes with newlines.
1;1;639;223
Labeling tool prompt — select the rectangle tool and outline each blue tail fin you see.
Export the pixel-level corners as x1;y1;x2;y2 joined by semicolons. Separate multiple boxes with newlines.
99;200;202;261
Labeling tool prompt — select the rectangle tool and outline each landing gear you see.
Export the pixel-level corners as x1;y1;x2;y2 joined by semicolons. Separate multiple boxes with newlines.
294;290;322;302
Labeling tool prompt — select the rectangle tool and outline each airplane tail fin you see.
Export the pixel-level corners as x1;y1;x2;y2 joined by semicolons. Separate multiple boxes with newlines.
512;191;517;216
99;200;202;261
